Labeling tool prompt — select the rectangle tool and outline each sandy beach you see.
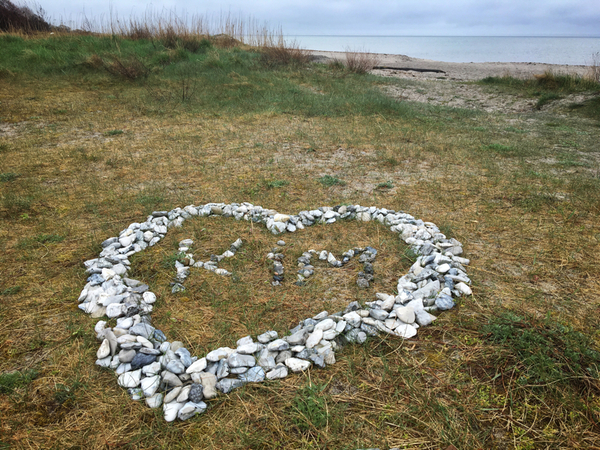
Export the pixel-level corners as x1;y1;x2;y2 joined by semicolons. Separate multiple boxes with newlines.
310;49;592;81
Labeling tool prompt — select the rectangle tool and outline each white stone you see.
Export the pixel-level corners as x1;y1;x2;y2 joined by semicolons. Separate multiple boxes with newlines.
266;364;288;380
163;402;184;422
106;303;126;318
273;214;290;223
437;263;451;274
142;291;156;304
97;339;110;359
314;318;335;332
285;358;311;372
141;375;161;397
145;393;163;408
186;358;207;374
305;329;323;349
206;347;234;362
118;370;142;388
198;372;218;399
395;324;418;339
394;306;416;324
343;311;362;328
456;282;472;295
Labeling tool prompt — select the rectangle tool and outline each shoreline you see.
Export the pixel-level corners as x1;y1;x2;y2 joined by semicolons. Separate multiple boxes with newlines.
309;50;592;81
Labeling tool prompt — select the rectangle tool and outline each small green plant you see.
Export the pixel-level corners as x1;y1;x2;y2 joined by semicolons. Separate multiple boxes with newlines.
264;179;289;189
105;129;124;136
318;175;346;187
0;370;38;394
401;247;418;265
536;92;561;109
375;180;393;189
290;381;329;431
482;143;513;153
0;172;18;182
1;286;21;296
54;380;84;405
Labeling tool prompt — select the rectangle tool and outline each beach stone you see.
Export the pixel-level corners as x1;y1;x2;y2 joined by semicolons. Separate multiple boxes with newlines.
130;353;156;370
456;282;472;295
257;330;278;343
305;329;323;349
118;349;136;363
166;360;186;374
186;358;207;374
369;309;389;321
239;366;265;383
286;328;309;346
163;402;184;422
162;371;183;387
394;324;418;339
285;358;311;372
142;361;161;376
227;353;255;368
141;375;161;397
206;347;234;362
118;369;142;388
435;294;455;311
266;339;289;352
178;401;207;421
175;348;193;367
164;386;182;404
198;372;218;399
97;339;111;359
188;384;204;403
394;306;416;324
216;378;245;394
145;393;163;409
266;364;288;380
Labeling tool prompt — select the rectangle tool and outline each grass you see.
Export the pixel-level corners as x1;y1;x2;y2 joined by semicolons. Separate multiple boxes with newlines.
0;27;600;450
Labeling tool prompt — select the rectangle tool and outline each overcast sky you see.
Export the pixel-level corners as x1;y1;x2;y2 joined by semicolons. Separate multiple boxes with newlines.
37;0;600;37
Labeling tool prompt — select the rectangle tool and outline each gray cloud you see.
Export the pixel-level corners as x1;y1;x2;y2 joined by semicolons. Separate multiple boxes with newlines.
37;0;600;36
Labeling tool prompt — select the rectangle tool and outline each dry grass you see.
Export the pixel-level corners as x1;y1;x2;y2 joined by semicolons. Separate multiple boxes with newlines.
1;32;600;449
588;52;600;83
343;49;381;74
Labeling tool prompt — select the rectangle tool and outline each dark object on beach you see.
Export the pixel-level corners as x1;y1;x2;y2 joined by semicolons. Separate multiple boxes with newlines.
0;0;52;32
373;65;447;74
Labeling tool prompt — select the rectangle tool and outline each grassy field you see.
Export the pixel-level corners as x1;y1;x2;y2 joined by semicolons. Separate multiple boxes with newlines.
1;30;600;449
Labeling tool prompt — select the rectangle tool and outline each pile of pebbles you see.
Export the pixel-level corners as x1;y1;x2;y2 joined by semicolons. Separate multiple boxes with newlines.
171;238;242;293
79;202;471;422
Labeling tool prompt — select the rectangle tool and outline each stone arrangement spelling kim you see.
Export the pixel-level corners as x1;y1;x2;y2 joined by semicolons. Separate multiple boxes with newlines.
80;203;472;422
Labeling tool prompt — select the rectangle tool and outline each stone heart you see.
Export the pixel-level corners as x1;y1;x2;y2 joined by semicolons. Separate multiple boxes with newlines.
79;202;471;422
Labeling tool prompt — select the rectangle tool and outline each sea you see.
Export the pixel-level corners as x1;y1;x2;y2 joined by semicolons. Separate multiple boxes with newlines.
285;36;600;66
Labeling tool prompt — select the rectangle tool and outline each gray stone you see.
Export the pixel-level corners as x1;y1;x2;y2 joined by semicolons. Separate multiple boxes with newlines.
162;371;183;387
188;384;204;403
239;366;265;383
178;401;207;421
286;328;308;346
266;364;288;380
216;378;245;394
130;353;156;370
129;323;155;339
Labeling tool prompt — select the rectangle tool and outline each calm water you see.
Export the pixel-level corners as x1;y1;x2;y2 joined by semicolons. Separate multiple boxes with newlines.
286;36;600;65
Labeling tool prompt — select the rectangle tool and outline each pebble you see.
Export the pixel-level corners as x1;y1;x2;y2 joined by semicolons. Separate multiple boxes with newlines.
79;201;471;422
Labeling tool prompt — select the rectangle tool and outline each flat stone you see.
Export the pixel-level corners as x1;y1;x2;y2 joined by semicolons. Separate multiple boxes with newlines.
305;329;323;349
130;353;156;370
118;349;136;363
206;347;234;362
216;378;245;394
186;358;207;374
164;386;182;404
162;371;183;387
141;375;161;397
394;324;418;339
166;360;186;375
286;328;309;346
266;339;289;352
178;401;207;421
239;366;265;383
266;364;288;380
257;330;278;343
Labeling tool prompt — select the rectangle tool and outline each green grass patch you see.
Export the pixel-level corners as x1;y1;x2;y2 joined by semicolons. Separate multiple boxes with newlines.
0;173;19;182
1;286;21;296
0;370;38;394
105;129;124;136
483;312;600;386
318;175;346;187
16;233;65;249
